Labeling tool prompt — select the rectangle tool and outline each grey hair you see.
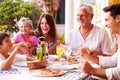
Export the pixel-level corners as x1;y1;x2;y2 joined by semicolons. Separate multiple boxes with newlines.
17;17;33;28
79;4;93;14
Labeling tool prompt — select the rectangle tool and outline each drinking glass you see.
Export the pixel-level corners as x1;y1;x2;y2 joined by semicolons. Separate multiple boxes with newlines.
64;47;71;58
38;36;45;42
56;45;64;57
64;43;71;57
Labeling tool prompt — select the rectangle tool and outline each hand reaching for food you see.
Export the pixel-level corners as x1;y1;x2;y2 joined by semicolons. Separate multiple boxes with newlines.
14;42;29;53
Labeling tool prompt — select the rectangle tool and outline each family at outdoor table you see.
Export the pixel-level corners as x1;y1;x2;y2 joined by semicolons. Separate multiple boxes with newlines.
1;3;120;80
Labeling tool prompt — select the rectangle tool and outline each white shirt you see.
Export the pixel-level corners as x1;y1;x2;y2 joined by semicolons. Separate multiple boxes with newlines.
99;48;120;80
66;25;112;55
0;54;27;70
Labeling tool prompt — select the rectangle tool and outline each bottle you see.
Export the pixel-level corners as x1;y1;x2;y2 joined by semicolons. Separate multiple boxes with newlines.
41;41;46;58
36;43;43;60
44;42;49;60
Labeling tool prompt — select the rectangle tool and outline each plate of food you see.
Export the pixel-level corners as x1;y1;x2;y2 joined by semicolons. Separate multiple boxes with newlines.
67;56;79;64
29;68;66;77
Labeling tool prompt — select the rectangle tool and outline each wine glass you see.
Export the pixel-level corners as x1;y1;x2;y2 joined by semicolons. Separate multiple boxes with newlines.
64;43;72;57
38;36;45;42
64;47;71;58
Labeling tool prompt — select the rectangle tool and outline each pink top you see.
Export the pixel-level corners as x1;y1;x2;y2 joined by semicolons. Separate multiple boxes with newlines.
13;33;39;54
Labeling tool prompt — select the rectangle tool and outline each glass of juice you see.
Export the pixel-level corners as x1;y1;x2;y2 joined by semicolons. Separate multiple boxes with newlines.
56;45;64;57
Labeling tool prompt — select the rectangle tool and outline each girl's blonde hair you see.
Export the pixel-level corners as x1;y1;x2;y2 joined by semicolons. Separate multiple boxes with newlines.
17;17;33;28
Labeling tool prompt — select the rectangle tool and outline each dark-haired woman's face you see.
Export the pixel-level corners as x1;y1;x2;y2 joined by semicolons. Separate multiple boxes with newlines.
40;17;50;35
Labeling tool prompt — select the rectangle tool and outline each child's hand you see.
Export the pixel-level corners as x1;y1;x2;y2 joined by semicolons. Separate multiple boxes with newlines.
14;42;29;53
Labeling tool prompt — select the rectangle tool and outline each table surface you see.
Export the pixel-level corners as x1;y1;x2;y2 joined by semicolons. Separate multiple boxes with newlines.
0;55;95;80
0;66;89;80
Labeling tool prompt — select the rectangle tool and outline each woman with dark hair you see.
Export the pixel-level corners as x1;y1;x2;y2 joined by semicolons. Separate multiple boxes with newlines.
36;13;62;54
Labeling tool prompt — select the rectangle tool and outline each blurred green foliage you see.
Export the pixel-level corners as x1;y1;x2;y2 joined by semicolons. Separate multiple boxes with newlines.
59;32;65;41
0;0;43;33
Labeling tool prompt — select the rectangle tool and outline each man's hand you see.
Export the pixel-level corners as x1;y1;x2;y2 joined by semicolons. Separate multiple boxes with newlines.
77;47;90;58
77;47;99;64
80;60;94;74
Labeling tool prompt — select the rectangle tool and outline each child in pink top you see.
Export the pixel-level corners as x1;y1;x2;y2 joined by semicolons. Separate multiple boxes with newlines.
13;17;39;55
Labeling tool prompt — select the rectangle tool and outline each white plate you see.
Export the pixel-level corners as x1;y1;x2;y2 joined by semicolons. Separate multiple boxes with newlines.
49;64;79;71
48;55;59;58
13;61;27;67
29;69;66;77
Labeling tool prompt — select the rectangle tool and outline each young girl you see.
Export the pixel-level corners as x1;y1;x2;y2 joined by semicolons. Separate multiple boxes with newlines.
13;17;39;55
0;32;35;70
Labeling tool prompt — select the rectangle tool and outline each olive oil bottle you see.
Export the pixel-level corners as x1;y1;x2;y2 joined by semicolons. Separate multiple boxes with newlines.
41;41;46;58
36;43;42;60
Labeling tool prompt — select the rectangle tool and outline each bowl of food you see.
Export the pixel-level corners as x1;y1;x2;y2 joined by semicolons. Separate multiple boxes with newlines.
27;60;47;70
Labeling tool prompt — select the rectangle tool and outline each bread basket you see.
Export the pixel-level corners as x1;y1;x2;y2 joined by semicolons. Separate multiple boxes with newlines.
27;60;47;70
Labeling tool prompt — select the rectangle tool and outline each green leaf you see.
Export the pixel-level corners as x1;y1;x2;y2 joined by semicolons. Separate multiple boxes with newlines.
60;32;65;41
